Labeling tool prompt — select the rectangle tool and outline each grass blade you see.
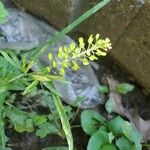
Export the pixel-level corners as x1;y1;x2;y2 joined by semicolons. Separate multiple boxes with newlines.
31;0;111;60
51;93;73;150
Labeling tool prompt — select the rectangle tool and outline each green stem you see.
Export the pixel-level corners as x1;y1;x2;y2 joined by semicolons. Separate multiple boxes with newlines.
32;0;111;60
0;93;6;149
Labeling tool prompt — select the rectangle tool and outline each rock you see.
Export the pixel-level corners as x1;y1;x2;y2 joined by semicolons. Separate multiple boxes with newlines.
0;9;103;108
111;4;150;94
13;0;150;94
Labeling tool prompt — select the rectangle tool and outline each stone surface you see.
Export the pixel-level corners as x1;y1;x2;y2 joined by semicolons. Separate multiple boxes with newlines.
13;0;150;94
14;0;72;29
0;9;103;108
111;4;150;94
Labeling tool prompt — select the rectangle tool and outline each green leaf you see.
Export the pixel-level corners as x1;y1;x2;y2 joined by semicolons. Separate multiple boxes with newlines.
108;116;124;136
98;85;109;93
36;122;58;138
116;83;134;94
23;80;39;95
0;1;8;23
33;115;47;126
87;128;109;150
108;132;114;143
42;147;68;150
122;121;142;150
101;144;117;150
71;61;80;70
116;137;132;150
105;99;115;113
81;109;106;135
51;93;73;150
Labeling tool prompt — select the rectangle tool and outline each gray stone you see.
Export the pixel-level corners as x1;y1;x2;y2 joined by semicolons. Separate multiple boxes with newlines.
0;9;103;108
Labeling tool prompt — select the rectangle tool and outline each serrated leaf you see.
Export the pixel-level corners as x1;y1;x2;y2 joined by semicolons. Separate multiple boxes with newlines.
116;83;134;94
81;109;106;135
36;122;58;138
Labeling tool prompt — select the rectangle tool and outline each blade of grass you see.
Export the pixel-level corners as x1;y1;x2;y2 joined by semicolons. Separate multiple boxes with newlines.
0;93;6;149
51;93;73;150
31;0;111;60
44;82;73;150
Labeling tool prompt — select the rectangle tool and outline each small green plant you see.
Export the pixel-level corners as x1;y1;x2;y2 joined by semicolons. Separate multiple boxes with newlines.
0;1;8;23
81;109;142;150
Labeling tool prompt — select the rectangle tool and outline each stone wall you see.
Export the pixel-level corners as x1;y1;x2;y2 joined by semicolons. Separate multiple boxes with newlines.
13;0;150;93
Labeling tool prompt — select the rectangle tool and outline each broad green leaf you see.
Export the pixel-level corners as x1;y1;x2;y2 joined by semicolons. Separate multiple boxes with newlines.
108;116;124;136
122;121;142;150
101;144;117;150
81;109;106;135
116;83;134;94
87;128;108;150
0;1;8;23
116;137;132;150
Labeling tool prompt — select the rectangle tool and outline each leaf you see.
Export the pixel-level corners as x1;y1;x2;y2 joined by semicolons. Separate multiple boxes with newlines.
81;109;106;135
105;99;115;113
116;137;132;150
116;83;134;94
42;147;68;150
59;68;65;76
0;1;8;23
33;115;47;126
101;144;117;150
87;128;108;150
51;92;73;150
108;116;124;136
32;74;51;81
71;61;80;70
36;122;58;138
98;85;109;93
23;80;39;95
108;132;114;143
122;121;142;150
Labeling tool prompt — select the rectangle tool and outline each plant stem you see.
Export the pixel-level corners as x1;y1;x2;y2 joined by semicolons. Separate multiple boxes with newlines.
0;93;6;149
32;0;111;60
